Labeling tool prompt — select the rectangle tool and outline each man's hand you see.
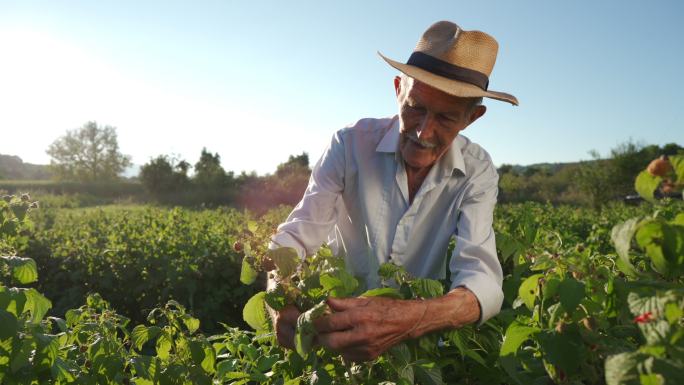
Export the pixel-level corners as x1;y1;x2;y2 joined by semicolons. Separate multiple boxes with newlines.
312;287;480;362
313;296;426;362
270;304;301;350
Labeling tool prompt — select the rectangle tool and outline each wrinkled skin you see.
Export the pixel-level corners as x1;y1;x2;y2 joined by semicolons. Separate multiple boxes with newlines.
313;296;426;362
271;304;300;350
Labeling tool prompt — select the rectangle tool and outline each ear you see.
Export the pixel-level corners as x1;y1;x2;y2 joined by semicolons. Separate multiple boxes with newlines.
393;76;401;96
467;105;487;125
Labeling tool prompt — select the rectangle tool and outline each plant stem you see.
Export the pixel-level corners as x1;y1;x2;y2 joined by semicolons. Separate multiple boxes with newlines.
341;357;358;385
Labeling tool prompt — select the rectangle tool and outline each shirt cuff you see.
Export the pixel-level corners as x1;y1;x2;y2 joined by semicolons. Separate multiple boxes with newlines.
451;273;504;326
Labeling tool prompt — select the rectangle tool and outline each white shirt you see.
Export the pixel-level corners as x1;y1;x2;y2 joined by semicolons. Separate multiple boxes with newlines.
272;116;504;323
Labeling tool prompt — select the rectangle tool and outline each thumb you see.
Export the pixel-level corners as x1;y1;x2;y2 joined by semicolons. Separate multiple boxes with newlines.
326;296;368;312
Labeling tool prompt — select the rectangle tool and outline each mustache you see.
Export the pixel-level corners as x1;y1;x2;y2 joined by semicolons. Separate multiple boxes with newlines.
404;131;437;149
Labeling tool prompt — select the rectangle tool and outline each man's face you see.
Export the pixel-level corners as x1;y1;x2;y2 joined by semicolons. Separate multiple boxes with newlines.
396;77;486;170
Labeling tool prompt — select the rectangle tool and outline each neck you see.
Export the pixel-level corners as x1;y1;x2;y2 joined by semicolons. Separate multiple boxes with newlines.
405;162;432;203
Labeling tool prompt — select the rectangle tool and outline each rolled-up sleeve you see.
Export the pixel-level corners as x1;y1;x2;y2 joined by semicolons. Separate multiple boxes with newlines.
270;130;346;257
449;163;504;324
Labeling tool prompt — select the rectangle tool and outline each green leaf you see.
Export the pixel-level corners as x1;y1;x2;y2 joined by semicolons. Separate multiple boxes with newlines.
378;263;404;280
635;170;662;202
319;268;358;298
247;220;258;233
605;352;642;385
518;274;543;310
182;314;200;334
611;217;640;277
670;155;684;181
51;357;78;382
130;355;158;380
0;309;18;340
264;284;288;311
538;331;583;374
240;257;258;285
500;321;540;357
635;220;681;276
409;278;444;299
361;287;403;299
243;291;269;331
131;325;162;351
295;300;329;358
414;360;444;385
10;338;33;373
24;288;52;324
558;278;585;313
268;247;300;278
156;333;172;360
496;232;522;263
2;256;38;284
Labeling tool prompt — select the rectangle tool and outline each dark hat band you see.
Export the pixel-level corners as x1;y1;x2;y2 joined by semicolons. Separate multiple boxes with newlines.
407;52;489;91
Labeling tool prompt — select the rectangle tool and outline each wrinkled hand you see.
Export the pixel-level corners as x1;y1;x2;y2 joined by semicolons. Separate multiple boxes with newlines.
271;304;301;350
313;296;425;362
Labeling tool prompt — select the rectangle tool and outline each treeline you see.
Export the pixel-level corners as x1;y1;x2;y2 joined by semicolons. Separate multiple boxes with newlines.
498;141;684;207
138;150;310;214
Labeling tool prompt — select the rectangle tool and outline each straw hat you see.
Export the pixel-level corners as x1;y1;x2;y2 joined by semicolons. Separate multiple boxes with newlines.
379;21;518;105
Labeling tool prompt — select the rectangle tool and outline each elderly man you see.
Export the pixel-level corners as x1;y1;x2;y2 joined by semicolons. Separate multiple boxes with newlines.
269;20;518;362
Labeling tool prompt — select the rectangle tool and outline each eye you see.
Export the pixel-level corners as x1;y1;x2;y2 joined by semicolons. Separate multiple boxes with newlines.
437;114;457;124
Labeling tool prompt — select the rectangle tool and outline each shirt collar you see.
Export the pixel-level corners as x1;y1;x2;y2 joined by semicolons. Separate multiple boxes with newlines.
375;115;467;176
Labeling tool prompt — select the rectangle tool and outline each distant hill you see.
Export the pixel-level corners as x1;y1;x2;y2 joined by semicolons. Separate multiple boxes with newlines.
0;154;53;180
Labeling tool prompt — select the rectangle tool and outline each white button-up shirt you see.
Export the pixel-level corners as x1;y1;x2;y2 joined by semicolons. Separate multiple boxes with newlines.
272;116;504;323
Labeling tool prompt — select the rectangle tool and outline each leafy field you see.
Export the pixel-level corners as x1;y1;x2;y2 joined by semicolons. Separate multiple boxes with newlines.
1;160;683;384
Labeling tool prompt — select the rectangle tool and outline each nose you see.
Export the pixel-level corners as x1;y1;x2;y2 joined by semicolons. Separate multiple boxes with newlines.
416;113;437;140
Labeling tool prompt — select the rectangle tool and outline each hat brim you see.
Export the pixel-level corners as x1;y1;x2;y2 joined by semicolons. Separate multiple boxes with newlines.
379;52;518;106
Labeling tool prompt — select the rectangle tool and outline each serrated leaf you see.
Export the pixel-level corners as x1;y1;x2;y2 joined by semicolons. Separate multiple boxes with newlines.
558;278;585;313
24;288;52;324
414;360;444;385
496;232;522;263
670;155;684;181
10;338;33;373
131;325;161;351
182;314;200;334
243;291;268;331
635;171;662;202
268;247;300;277
295;301;329;358
156;333;172;360
2;256;38;284
378;263;404;280
518;274;543;310
319;268;358;298
611;217;640;277
264;284;288;311
410;278;444;299
538;331;583;374
500;321;540;357
361;287;403;299
240;257;258;285
0;309;18;339
605;351;642;385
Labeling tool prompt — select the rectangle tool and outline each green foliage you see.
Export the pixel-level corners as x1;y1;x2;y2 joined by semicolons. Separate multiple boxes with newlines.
24;205;288;331
46;121;132;182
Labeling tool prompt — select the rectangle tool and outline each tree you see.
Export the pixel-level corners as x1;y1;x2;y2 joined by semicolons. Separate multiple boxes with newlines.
46;121;131;181
193;148;230;188
139;155;191;196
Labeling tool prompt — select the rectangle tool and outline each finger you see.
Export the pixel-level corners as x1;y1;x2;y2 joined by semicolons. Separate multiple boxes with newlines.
326;296;369;312
313;311;355;333
316;329;358;351
279;305;301;324
276;322;295;349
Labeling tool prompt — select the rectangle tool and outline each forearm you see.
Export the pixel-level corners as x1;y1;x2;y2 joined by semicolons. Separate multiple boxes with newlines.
406;287;481;339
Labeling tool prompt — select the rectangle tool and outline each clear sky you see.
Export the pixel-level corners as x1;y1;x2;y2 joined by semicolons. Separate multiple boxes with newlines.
1;0;682;175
